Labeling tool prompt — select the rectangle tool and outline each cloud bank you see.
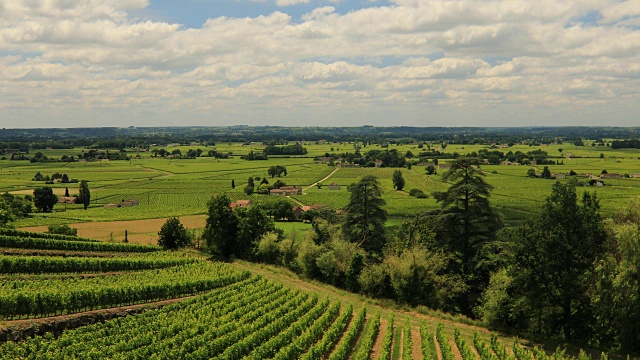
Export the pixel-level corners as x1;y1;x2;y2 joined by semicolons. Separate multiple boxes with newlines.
0;0;639;127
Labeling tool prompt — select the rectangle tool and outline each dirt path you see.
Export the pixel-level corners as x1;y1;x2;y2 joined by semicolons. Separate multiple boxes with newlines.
303;167;339;192
397;328;404;359
434;335;443;360
412;326;423;360
0;295;195;342
450;337;463;360
370;318;388;359
288;196;306;207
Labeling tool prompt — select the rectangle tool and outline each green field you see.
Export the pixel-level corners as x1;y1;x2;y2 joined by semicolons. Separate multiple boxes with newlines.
4;142;640;228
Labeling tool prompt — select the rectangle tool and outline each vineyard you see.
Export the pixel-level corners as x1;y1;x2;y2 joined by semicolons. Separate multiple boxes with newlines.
0;231;612;359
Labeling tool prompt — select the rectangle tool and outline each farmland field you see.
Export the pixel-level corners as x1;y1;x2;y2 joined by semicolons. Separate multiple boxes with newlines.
4;142;640;233
1;138;638;358
0;231;608;359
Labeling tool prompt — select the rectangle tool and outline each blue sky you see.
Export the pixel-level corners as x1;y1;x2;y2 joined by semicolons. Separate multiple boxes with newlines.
0;0;638;128
140;0;390;27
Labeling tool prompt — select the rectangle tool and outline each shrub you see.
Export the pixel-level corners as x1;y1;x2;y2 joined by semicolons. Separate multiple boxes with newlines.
47;224;78;236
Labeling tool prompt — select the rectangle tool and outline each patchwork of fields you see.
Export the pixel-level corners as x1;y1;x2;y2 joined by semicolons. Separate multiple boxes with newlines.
4;142;640;232
0;231;599;359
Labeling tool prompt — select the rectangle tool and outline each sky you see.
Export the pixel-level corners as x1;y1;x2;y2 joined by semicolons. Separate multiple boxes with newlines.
0;0;639;128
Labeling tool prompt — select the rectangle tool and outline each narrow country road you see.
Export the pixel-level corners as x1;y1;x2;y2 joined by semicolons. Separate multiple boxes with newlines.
303;166;339;193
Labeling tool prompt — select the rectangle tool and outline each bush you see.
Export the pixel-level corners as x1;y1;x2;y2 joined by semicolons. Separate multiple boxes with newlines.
254;232;281;263
296;237;322;278
409;188;428;198
47;224;78;236
358;263;392;298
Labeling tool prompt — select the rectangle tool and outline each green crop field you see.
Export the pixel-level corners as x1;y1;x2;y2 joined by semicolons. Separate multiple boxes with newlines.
0;231;607;359
4;142;640;229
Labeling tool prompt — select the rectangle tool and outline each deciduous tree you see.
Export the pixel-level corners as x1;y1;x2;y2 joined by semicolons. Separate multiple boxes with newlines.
158;217;190;249
204;194;238;257
392;170;405;191
33;187;57;213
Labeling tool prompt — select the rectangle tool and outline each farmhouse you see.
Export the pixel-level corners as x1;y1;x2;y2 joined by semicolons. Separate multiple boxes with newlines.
230;200;252;210
292;206;304;219
600;173;622;179
439;163;452;170
328;182;340;190
555;174;566;180
270;186;302;196
315;157;333;164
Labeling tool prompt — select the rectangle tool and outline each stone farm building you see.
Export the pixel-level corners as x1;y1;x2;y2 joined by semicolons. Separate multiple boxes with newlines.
230;200;252;210
292;206;304;219
290;204;325;220
270;186;302;196
600;173;622;179
328;182;341;190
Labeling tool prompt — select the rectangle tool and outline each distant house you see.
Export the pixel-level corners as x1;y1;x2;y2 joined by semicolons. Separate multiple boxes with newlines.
555;174;566;180
374;159;384;168
270;186;302;196
230;199;252;210
315;157;333;164
438;163;452;170
57;197;77;204
292;206;304;219
328;182;341;190
631;174;640;178
600;173;621;179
